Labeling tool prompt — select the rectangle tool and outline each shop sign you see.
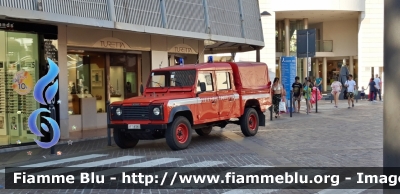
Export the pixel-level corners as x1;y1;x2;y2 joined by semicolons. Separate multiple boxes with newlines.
93;37;131;49
169;44;197;54
12;70;34;95
0;23;14;29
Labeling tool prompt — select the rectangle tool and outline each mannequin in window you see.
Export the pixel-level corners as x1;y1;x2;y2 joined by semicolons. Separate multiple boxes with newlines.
70;83;77;94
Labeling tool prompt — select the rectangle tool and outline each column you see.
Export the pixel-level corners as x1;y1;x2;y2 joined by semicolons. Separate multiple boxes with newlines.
349;56;354;75
322;57;327;92
57;25;69;139
284;18;290;56
315;58;320;78
256;49;260;62
278;21;283;52
384;0;400;184
302;18;308;80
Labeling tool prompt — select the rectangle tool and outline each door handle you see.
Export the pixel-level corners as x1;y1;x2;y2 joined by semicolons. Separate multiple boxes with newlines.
212;100;216;103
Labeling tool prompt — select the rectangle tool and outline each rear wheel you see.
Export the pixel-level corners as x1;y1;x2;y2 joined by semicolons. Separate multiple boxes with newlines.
166;116;192;150
114;129;139;149
195;126;212;136
240;108;259;136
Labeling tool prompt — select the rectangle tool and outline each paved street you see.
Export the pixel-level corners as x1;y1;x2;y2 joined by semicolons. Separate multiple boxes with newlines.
0;100;383;194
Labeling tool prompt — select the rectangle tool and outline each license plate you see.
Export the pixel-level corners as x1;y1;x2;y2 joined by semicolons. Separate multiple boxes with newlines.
128;124;141;129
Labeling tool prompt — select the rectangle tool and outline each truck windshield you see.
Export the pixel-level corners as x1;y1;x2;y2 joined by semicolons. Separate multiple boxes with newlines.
148;70;196;88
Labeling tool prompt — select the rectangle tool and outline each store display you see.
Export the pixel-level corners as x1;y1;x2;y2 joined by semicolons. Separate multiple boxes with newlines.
110;79;121;97
3;59;39;139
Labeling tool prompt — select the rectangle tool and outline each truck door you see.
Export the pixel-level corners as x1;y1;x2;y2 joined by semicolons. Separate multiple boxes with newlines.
196;71;220;123
215;70;236;120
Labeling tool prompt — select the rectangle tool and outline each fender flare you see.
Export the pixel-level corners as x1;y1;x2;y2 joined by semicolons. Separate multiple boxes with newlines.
168;105;191;123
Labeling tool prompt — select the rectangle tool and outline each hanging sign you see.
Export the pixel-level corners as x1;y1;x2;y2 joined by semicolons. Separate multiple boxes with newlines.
12;70;34;95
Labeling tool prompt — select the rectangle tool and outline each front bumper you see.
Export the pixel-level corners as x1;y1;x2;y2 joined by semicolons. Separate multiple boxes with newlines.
108;124;167;130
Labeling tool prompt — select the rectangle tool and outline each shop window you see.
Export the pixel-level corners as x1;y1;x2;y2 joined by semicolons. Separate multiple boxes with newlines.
109;54;139;103
0;31;39;146
67;53;106;114
197;72;214;92
216;71;231;90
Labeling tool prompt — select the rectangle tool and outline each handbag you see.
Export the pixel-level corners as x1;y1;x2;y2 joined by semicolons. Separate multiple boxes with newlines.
279;100;286;113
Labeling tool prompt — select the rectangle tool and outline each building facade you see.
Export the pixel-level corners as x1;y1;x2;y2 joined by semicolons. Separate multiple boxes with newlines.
231;0;384;93
0;0;264;147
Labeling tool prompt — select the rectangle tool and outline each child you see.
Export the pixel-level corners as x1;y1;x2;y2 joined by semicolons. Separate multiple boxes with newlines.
360;86;366;100
303;79;312;113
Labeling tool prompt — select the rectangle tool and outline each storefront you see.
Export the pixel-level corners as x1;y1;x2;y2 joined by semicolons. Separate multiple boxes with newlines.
64;26;205;135
0;20;58;147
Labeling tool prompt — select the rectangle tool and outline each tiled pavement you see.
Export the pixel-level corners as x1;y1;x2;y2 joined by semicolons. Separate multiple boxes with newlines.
0;100;383;194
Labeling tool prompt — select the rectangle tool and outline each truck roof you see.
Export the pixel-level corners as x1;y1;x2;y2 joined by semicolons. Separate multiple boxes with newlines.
152;62;269;90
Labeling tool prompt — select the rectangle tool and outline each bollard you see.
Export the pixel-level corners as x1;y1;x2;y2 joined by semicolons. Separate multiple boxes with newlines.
315;88;318;113
290;90;293;117
270;105;273;121
106;101;111;146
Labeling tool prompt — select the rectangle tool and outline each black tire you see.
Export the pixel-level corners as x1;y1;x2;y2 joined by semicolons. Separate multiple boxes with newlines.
113;129;139;149
240;108;259;137
166;116;192;150
195;126;212;136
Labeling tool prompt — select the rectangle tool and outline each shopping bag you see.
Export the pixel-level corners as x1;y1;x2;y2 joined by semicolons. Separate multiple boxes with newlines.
279;101;286;113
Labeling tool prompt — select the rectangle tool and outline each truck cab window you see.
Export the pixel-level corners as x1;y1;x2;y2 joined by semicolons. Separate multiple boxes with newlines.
216;71;231;90
197;72;214;92
148;70;196;88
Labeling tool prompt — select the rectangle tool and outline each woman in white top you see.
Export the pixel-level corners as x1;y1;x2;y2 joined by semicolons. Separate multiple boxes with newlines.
331;81;342;108
271;77;283;118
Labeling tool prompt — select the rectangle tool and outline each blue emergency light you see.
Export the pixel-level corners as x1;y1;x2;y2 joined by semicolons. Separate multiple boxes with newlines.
208;56;213;63
179;58;184;66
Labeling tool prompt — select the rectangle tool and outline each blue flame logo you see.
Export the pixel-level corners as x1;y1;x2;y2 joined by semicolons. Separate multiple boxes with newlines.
28;58;60;149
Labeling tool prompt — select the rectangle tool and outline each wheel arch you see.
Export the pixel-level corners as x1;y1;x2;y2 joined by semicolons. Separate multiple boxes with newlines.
168;106;194;126
244;99;265;126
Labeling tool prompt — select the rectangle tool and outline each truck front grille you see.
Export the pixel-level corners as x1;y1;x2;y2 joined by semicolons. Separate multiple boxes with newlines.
122;106;149;120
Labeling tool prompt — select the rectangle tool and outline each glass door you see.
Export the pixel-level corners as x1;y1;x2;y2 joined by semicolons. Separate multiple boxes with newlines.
3;31;39;146
109;54;138;103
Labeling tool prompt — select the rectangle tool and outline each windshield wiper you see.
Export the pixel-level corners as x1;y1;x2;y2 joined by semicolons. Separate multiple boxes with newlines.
152;81;163;87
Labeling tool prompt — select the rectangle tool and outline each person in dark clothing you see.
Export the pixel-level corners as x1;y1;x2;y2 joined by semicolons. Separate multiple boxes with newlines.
292;76;303;113
366;78;377;102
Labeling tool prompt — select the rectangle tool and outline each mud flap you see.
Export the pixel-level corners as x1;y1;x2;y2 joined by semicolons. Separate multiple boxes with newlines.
258;111;266;126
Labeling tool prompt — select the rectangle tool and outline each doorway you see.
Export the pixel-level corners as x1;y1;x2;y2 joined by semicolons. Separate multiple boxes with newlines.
109;53;140;103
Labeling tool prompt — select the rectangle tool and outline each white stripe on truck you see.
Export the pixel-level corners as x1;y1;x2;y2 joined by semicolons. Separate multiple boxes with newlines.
167;93;269;107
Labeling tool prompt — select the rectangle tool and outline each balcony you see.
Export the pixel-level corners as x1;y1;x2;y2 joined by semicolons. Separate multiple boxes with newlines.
276;40;333;53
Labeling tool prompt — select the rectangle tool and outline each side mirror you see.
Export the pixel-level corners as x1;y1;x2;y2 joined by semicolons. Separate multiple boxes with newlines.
140;84;144;95
200;82;206;92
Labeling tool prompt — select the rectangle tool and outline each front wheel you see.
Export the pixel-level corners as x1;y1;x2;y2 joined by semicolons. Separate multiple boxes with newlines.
195;126;212;136
114;129;139;149
240;108;259;136
166;116;192;150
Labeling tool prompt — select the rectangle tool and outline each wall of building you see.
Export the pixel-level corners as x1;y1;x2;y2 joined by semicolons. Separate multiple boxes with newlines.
358;0;384;93
322;19;358;57
271;0;365;12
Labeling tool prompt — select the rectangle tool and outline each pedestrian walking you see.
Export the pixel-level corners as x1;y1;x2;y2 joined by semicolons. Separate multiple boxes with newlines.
344;74;356;108
366;78;377;102
331;80;342;108
303;79;312;113
374;74;382;101
360;86;366;100
292;76;302;113
314;77;322;92
271;77;283;118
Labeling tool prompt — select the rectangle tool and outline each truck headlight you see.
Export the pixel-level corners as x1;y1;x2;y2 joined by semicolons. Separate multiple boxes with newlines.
153;107;160;115
116;108;122;116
